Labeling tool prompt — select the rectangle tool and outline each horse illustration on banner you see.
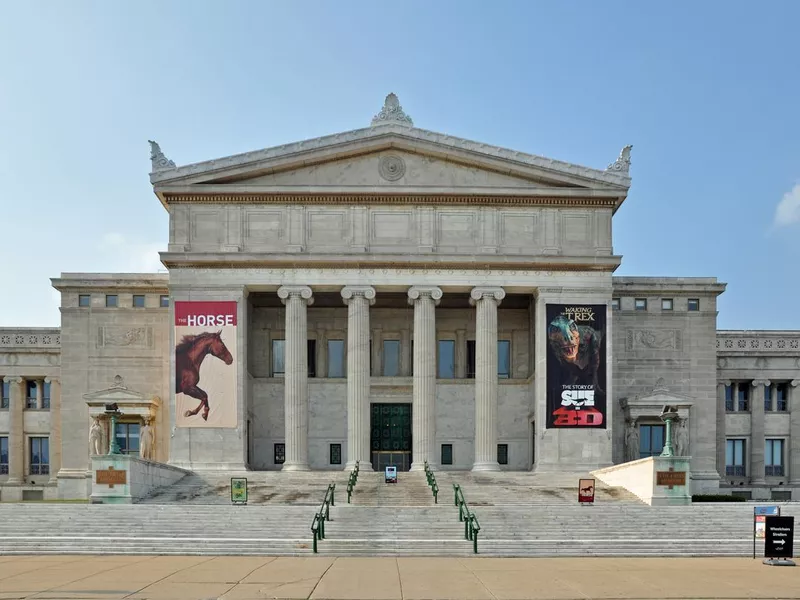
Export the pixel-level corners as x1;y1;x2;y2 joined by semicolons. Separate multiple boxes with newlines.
175;331;233;421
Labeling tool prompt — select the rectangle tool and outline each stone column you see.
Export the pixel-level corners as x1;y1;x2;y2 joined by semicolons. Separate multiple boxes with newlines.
408;286;442;471
455;329;467;379
4;377;25;484
716;381;729;478
790;380;800;484
45;377;62;484
341;286;376;471
750;379;768;485
277;286;314;471
470;287;505;471
36;379;43;410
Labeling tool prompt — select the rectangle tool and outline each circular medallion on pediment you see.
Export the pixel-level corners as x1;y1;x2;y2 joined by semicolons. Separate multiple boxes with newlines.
378;154;406;182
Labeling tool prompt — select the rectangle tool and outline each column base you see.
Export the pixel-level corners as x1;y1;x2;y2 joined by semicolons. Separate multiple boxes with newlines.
472;461;501;472
344;460;373;471
4;477;22;485
281;462;311;472
751;478;767;486
409;462;426;472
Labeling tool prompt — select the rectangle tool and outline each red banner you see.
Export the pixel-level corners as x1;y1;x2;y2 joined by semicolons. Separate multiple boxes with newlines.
578;478;595;504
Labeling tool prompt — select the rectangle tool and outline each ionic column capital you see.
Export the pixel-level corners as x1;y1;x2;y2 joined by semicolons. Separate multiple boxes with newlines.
718;380;732;387
44;376;60;385
3;376;23;385
469;286;505;306
752;379;771;387
407;286;442;306
791;379;800;387
341;286;376;306
277;286;314;306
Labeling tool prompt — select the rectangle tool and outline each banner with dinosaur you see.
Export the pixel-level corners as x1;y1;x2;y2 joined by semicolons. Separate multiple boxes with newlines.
545;304;607;428
174;301;237;428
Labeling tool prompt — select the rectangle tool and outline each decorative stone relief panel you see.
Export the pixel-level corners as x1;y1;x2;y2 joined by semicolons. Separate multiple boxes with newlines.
717;334;800;354
244;209;286;248
625;329;683;352
370;210;416;245
97;326;153;349
0;331;61;348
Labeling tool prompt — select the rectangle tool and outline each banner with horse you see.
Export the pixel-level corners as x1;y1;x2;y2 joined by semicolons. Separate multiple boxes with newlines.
174;301;237;428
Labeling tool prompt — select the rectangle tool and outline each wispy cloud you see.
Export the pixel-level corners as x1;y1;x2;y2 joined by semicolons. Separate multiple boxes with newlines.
774;183;800;228
99;233;165;272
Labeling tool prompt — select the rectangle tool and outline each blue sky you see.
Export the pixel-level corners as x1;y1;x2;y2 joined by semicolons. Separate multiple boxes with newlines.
1;1;798;329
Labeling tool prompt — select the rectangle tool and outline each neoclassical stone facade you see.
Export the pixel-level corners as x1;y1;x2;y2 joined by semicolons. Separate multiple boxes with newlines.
1;94;798;501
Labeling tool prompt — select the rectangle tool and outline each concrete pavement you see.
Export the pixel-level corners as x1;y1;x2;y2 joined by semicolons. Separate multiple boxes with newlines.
0;555;797;599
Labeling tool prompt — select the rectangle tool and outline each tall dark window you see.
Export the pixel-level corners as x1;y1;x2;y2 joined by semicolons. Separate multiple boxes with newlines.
0;437;8;474
497;443;509;465
274;443;285;465
1;380;9;409
611;298;620;310
766;439;784;476
726;439;746;476
466;340;476;378
26;381;37;409
738;385;749;411
441;444;453;465
639;424;665;458
115;423;140;455
42;381;50;410
29;437;49;475
498;340;511;379
272;340;285;377
764;385;772;412
776;383;788;412
329;443;342;465
328;340;345;378
437;340;455;379
307;339;317;378
382;340;401;376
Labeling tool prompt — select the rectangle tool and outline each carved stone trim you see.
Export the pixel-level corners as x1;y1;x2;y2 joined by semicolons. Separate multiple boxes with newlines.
165;260;617;272
378;155;406;181
2;376;23;384
148;140;176;171
371;93;413;127
277;285;314;306
469;286;506;306
408;286;443;306
752;379;771;387
606;145;632;174
97;326;152;348
341;286;377;306
626;329;683;351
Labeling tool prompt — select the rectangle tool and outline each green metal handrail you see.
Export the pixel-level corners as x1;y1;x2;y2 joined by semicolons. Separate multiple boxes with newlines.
310;482;335;553
423;460;439;503
346;460;360;503
453;483;481;554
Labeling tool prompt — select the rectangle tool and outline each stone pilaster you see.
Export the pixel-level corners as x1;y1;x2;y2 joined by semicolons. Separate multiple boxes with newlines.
470;286;505;471
46;377;62;484
341;286;376;471
716;381;729;478
750;379;769;485
790;380;800;484
277;285;313;471
408;286;442;471
4;376;24;484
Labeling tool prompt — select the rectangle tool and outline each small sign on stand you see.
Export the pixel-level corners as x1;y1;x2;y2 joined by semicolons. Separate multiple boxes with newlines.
764;515;795;566
754;505;780;558
231;477;248;505
578;478;595;504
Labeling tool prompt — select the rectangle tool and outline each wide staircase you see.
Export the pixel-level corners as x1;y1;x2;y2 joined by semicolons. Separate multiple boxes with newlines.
1;467;797;557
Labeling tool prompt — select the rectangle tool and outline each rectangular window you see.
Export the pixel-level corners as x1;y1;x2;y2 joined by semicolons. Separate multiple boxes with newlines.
498;340;511;379
133;294;146;308
441;443;453;466
307;339;317;378
115;422;140;455
639;424;665;458
42;381;50;410
272;340;285;377
766;439;784;476
611;298;620;310
274;443;285;465
78;294;91;307
327;339;345;378
466;340;476;379
688;298;700;311
764;385;772;412
634;298;647;311
105;294;118;308
382;340;401;376
29;437;49;475
726;439;746;476
725;385;734;412
329;443;342;465
497;443;509;465
1;380;9;409
776;383;788;412
159;295;169;307
0;436;8;474
661;298;673;311
437;340;456;379
738;385;749;411
26;381;37;409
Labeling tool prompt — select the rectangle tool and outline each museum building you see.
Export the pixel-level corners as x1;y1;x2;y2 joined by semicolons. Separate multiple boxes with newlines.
0;94;798;502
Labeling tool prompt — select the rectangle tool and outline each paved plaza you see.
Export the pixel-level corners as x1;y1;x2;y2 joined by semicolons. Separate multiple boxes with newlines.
0;555;797;599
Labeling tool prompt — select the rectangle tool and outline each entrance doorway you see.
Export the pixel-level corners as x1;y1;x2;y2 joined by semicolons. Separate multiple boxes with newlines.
370;403;412;471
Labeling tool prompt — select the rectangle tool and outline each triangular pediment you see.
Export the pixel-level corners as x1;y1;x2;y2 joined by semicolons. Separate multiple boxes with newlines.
150;124;632;203
84;375;160;418
620;380;694;422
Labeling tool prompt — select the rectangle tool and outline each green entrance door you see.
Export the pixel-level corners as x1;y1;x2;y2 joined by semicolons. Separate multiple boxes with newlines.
370;403;412;471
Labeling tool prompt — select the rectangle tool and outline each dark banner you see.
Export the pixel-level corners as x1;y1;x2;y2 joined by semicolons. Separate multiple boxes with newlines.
545;304;607;428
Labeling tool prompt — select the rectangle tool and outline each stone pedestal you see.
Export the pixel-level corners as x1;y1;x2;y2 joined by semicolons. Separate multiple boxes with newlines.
342;286;375;470
470;287;505;471
592;456;692;506
278;286;314;471
4;377;24;485
408;286;442;471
